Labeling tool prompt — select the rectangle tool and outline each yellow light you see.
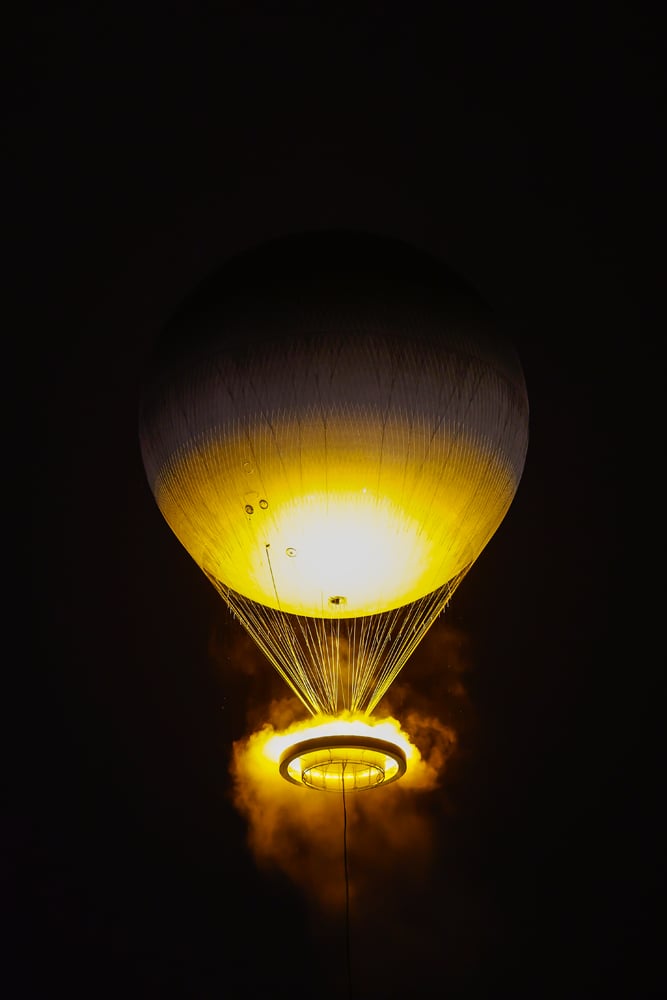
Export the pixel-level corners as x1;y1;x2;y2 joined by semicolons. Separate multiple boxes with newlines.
157;433;510;618
280;736;407;791
267;493;428;616
262;714;413;791
140;232;529;729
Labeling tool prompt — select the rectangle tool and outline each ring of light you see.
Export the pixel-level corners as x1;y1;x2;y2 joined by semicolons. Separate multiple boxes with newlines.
279;735;407;791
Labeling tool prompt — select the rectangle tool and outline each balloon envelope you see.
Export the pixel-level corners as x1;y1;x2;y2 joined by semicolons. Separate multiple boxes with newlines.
139;232;529;714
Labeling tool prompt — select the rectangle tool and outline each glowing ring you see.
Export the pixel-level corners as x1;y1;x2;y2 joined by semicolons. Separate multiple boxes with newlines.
279;735;407;791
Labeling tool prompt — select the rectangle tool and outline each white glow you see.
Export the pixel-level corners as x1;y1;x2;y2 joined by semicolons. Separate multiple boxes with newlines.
264;493;430;616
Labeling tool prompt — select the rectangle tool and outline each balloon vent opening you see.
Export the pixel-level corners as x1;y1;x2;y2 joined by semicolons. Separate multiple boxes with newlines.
279;735;407;791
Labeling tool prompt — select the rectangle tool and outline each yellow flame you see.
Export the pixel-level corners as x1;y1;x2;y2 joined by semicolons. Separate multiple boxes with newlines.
262;711;416;765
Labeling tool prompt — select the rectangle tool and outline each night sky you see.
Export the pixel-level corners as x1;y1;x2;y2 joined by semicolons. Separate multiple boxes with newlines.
13;9;664;999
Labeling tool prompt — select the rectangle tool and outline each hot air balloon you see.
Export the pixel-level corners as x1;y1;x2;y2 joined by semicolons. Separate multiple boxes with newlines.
138;232;529;791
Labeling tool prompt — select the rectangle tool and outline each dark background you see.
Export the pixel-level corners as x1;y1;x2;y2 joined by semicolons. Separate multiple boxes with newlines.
12;8;664;998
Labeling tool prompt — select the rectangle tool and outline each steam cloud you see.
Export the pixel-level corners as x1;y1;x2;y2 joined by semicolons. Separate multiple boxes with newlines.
225;618;472;916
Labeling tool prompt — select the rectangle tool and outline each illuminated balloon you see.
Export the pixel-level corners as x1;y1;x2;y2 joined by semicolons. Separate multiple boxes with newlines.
139;232;529;788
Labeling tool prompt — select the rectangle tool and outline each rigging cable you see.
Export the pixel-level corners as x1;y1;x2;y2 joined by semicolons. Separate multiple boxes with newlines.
342;768;353;999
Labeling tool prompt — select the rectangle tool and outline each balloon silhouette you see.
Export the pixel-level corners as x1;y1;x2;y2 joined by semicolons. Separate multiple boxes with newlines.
139;232;529;789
